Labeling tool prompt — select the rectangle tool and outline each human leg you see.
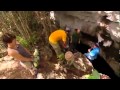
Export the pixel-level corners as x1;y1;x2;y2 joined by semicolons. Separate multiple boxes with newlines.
71;42;77;53
49;42;62;55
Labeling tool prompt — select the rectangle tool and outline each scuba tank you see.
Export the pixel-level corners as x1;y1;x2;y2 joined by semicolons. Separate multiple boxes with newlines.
33;46;40;68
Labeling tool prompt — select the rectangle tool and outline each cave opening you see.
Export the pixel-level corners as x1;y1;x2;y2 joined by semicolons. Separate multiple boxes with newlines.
76;42;119;79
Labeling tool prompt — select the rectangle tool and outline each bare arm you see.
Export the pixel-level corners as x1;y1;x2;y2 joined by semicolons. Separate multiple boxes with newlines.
62;35;67;48
8;49;33;62
88;47;93;52
62;41;66;48
88;49;91;52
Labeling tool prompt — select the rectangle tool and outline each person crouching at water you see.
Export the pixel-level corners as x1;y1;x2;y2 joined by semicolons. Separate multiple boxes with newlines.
84;43;100;61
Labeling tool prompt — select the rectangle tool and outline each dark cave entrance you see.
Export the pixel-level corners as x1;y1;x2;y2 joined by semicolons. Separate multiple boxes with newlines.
76;42;119;79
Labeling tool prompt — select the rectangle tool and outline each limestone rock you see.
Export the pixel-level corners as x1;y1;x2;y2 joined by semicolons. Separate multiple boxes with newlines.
40;46;52;61
36;73;44;79
55;11;120;77
0;60;34;79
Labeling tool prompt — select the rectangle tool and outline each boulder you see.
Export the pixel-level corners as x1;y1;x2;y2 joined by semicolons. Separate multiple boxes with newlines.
55;11;120;77
0;60;34;79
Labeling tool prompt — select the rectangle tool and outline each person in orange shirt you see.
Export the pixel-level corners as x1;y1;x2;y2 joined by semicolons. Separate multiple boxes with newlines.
49;29;69;59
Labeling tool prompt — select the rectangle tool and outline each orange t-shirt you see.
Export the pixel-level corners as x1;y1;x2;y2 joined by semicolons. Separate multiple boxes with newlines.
49;30;67;44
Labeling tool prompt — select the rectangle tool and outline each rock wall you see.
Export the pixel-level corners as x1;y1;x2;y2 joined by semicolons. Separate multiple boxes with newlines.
55;11;120;77
55;11;120;42
0;60;33;79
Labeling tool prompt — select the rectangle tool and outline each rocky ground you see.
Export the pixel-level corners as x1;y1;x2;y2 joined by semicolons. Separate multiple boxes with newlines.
55;11;120;77
0;60;33;79
0;50;110;79
0;32;111;79
0;57;83;79
0;50;95;79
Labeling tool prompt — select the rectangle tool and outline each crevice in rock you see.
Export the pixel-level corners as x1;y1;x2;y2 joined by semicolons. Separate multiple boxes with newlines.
76;42;119;79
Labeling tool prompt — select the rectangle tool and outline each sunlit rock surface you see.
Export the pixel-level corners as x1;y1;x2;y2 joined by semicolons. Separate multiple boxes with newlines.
55;11;120;77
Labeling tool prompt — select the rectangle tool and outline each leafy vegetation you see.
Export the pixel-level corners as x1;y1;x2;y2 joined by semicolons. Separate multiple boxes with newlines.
16;31;40;50
82;69;100;79
0;11;57;51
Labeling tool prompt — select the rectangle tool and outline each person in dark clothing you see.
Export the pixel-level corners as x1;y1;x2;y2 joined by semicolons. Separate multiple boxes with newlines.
71;28;81;52
65;27;71;46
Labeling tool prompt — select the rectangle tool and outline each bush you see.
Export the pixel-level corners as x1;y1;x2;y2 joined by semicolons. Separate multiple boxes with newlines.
16;31;40;50
16;36;30;48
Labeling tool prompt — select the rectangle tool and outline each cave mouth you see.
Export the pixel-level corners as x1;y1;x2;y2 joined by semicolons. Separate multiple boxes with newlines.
76;42;119;79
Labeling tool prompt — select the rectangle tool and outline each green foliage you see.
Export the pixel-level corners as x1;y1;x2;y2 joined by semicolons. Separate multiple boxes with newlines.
33;56;40;68
16;36;29;48
33;49;39;56
57;53;65;60
82;69;100;79
16;31;40;49
88;69;100;79
28;31;40;45
33;48;40;68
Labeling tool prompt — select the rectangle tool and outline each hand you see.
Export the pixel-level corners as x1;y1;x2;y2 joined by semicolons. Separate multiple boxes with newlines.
62;43;66;48
31;57;34;62
66;45;69;49
100;74;110;79
88;49;91;52
63;44;66;49
78;40;80;44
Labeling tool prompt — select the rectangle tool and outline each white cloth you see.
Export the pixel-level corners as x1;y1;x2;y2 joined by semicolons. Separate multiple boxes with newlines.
97;34;104;43
103;40;112;47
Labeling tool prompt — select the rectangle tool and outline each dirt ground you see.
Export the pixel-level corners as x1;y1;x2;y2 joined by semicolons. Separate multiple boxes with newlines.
36;50;94;79
0;51;92;79
0;60;33;79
